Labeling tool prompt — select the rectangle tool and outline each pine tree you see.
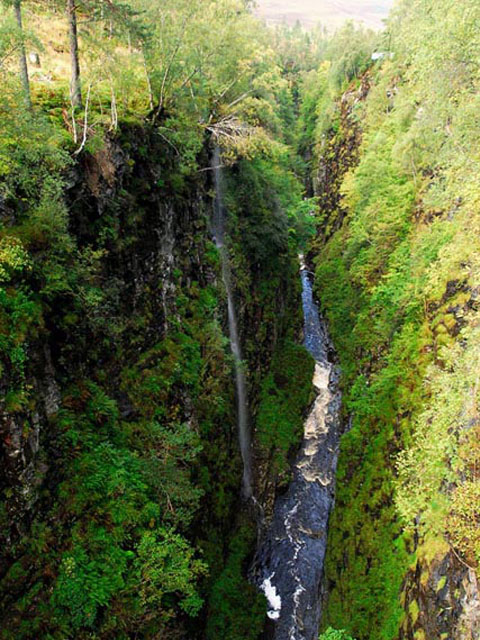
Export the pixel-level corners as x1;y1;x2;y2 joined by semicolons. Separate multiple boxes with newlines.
66;0;82;108
4;0;32;108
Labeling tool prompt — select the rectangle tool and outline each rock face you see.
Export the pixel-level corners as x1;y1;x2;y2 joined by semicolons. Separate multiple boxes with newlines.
0;131;215;576
253;265;341;640
0;129;304;637
312;74;369;242
0;344;60;562
401;553;480;640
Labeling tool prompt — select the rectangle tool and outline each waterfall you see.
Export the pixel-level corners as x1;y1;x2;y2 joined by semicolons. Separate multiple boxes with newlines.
252;256;341;640
212;147;253;500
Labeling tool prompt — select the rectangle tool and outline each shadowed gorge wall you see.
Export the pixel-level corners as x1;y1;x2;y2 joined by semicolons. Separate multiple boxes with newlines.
0;127;309;638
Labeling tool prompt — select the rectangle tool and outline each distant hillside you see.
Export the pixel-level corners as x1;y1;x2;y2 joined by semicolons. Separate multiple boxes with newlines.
254;0;394;29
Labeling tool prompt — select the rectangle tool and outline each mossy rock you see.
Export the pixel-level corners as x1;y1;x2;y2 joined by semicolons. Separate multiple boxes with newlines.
408;599;420;625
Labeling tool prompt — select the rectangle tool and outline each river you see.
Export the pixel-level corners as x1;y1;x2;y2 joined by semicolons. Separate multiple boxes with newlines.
253;256;342;640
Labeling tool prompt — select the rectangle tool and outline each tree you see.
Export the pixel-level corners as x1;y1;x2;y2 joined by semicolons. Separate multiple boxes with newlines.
66;0;82;107
64;0;142;114
326;21;377;89
6;0;32;108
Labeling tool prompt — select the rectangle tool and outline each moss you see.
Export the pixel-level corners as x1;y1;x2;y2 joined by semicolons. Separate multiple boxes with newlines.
420;570;429;587
205;525;266;640
442;314;456;331
436;576;447;592
256;340;314;481
417;536;449;565
409;600;420;625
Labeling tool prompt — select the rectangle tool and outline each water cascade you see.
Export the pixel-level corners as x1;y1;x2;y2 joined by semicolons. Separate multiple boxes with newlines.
253;257;342;639
212;147;253;500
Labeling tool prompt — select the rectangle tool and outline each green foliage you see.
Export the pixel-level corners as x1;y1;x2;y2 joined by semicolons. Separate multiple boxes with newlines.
297;62;333;156
326;21;377;90
225;153;305;266
135;529;207;617
0;285;40;378
306;0;480;637
0;236;31;282
205;526;266;640
287;197;319;250
320;629;356;640
33;376;205;633
52;539;130;631
2;0;311;170
257;340;314;480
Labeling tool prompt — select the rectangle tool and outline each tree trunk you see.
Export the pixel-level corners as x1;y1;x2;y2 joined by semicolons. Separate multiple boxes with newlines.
13;0;32;110
67;0;82;108
142;48;154;112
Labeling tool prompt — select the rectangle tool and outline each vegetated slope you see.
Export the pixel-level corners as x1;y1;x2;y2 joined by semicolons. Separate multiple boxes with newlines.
3;0;480;637
300;0;480;638
0;2;317;638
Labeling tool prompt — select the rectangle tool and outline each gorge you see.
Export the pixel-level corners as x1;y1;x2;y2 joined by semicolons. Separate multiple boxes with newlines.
1;1;480;639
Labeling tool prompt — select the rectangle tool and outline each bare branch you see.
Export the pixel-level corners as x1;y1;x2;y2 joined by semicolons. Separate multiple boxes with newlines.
74;82;92;155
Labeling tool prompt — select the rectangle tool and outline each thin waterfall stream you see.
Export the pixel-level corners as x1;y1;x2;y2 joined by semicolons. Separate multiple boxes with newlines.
252;256;342;640
212;147;253;500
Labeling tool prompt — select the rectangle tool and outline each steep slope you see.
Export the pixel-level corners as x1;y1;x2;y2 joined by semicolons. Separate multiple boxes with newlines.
302;1;480;638
3;1;480;638
0;123;312;638
0;1;320;636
